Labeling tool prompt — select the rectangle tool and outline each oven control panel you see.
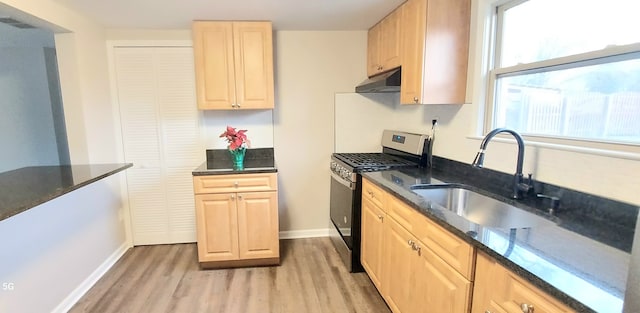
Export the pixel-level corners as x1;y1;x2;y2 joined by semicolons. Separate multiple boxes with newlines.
330;161;355;183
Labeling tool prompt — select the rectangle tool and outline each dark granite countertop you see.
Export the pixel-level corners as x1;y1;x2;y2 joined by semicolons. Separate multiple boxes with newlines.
0;163;132;222
363;157;636;313
192;148;277;175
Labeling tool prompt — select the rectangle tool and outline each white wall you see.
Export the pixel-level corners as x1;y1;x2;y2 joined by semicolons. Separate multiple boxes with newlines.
0;23;61;172
202;110;274;149
273;31;367;232
0;174;127;313
0;47;59;172
0;1;128;312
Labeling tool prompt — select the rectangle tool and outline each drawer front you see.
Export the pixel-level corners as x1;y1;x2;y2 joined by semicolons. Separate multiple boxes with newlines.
500;270;576;313
387;196;417;233
412;214;475;279
362;178;387;210
194;173;277;194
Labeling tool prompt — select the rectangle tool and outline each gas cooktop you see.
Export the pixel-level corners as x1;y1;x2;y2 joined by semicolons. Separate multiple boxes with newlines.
332;152;417;170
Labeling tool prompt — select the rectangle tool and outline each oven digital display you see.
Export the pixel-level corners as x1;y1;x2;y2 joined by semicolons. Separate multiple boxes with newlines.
392;134;406;144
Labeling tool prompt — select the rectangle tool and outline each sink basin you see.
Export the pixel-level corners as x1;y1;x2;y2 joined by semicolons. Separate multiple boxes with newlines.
410;184;549;229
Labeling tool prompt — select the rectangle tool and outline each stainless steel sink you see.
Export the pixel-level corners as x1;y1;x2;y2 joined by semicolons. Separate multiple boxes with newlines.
410;184;549;229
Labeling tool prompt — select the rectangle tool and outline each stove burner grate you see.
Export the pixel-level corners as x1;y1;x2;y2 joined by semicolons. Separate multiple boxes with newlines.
333;153;416;169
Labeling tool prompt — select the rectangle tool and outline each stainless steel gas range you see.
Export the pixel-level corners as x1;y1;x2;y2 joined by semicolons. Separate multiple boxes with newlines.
329;130;432;272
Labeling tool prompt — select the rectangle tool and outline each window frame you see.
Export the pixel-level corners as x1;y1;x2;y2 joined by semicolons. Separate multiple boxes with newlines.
483;0;640;154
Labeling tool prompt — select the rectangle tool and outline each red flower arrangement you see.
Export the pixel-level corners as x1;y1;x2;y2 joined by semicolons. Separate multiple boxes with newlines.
220;126;250;151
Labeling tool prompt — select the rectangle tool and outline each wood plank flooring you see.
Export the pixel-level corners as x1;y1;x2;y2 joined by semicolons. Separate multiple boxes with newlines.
70;237;391;313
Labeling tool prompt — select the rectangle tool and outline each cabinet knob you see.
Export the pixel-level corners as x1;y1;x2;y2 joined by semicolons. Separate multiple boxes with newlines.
413;97;419;103
407;239;414;247
238;195;243;200
521;303;534;313
234;182;239;188
377;215;383;221
230;194;235;200
236;103;241;108
231;103;237;108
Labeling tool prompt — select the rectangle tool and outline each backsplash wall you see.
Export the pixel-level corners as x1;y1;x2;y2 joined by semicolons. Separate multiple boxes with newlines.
201;110;274;149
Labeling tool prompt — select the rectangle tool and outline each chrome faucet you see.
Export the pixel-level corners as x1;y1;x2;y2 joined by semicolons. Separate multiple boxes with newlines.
472;128;532;199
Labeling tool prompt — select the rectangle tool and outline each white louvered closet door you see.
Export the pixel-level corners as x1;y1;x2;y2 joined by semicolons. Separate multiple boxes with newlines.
114;46;203;245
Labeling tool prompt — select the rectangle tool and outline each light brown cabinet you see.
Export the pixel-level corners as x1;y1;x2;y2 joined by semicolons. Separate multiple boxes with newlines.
192;21;274;110
193;173;279;268
399;0;471;105
383;217;416;313
361;179;388;291
367;7;402;77
472;252;576;313
362;178;473;313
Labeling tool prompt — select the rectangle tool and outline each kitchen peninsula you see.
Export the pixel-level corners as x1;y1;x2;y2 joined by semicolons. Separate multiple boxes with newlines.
0;163;132;222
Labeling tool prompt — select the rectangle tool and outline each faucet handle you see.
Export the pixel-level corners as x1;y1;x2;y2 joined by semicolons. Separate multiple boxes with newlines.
537;193;560;214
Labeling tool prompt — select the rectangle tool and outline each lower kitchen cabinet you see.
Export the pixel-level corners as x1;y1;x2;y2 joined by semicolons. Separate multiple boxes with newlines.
362;178;473;313
472;252;576;313
361;196;387;291
384;215;471;313
383;217;417;313
193;173;279;268
412;240;471;313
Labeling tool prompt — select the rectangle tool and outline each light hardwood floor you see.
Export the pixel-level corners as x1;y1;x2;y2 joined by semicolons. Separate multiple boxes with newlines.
70;238;391;313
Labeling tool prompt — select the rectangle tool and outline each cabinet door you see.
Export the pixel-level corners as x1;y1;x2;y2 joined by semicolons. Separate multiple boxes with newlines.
192;21;236;110
412;243;471;313
380;8;402;71
421;0;470;105
384;217;415;313
400;0;470;105
195;193;239;262
236;191;279;259
367;23;382;77
400;0;427;105
233;22;275;109
361;198;386;291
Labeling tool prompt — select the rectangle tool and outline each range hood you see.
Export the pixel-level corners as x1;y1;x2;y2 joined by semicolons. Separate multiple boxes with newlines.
355;68;401;93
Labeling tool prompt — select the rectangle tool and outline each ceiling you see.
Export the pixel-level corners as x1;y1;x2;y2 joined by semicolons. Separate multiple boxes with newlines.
51;0;405;30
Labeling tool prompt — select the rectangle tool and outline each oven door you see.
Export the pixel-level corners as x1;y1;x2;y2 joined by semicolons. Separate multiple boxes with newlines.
329;172;356;249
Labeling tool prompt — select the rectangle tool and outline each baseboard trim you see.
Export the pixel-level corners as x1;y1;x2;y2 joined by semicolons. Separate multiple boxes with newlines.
279;228;330;239
52;242;130;313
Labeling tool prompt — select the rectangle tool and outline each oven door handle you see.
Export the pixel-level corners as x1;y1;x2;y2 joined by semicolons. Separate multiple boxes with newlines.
331;172;356;190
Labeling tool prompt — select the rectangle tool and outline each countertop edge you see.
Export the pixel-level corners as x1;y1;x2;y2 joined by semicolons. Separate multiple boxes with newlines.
192;168;278;175
0;163;133;222
192;161;277;175
362;172;598;313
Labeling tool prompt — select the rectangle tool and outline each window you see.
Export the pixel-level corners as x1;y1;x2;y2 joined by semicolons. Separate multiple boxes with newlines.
488;0;640;147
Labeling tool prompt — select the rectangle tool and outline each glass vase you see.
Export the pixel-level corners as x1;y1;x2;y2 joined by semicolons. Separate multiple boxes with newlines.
229;147;246;171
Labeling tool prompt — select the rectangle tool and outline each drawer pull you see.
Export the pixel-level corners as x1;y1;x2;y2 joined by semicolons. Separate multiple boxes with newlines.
521;303;534;313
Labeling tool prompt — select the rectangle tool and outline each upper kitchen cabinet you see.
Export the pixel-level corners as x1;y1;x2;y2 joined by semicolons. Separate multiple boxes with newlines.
192;21;275;110
367;7;402;77
400;0;470;105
